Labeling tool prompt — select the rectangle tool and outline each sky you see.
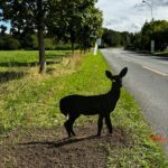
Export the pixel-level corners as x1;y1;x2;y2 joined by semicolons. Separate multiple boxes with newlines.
96;0;168;32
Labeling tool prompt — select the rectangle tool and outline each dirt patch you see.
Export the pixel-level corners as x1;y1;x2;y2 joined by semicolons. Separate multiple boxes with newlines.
0;122;128;168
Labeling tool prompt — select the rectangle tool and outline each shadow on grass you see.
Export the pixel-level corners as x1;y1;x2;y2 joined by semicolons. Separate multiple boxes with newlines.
46;53;71;64
0;60;62;68
154;56;168;61
0;62;38;67
46;67;57;74
0;71;26;83
46;54;69;59
19;135;98;148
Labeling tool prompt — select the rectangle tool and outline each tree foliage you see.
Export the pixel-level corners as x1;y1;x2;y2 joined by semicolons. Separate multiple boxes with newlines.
126;20;168;51
0;35;21;50
102;28;123;47
48;0;103;53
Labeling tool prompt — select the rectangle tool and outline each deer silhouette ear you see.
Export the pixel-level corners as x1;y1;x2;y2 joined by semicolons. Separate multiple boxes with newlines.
119;67;128;78
105;70;113;80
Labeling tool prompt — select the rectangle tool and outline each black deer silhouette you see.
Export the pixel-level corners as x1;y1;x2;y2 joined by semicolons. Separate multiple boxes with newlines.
59;67;128;137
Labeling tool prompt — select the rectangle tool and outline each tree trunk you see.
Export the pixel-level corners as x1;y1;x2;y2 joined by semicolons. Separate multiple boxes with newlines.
38;28;46;73
71;42;75;56
70;31;75;56
37;0;46;74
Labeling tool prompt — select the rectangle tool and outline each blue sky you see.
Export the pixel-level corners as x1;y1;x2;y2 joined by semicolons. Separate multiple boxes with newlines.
96;0;168;32
1;0;168;33
0;21;11;30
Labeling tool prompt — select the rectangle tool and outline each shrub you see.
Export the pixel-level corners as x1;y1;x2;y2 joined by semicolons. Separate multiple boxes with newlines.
45;38;56;50
0;35;21;50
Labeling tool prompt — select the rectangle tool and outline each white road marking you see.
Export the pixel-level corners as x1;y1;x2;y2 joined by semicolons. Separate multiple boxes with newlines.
143;66;168;76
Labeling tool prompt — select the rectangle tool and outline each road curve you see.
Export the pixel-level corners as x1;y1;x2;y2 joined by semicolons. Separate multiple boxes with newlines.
101;48;168;154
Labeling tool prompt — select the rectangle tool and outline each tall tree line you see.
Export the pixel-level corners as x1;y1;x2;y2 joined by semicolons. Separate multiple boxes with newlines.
101;28;128;47
125;20;168;52
101;20;168;53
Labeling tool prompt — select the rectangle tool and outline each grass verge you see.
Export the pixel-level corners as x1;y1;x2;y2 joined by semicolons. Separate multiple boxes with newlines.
154;50;168;57
0;50;167;167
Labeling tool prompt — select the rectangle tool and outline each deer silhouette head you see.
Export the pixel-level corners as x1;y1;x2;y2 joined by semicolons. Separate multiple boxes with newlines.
105;67;128;87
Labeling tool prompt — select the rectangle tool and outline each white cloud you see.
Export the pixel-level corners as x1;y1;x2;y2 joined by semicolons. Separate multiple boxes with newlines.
96;0;168;32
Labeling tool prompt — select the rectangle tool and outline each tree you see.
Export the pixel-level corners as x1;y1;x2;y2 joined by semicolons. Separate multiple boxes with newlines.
0;35;21;50
139;20;168;51
78;7;103;52
120;31;130;47
47;0;102;53
0;0;58;73
124;20;168;52
102;28;122;47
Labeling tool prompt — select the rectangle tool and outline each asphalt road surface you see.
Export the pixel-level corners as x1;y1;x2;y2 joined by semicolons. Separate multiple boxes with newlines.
101;48;168;154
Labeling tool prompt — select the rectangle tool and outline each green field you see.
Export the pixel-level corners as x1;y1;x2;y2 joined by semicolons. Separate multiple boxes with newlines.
0;50;73;132
0;50;167;167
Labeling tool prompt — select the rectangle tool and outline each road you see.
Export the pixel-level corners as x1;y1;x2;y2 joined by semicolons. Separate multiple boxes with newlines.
101;48;168;154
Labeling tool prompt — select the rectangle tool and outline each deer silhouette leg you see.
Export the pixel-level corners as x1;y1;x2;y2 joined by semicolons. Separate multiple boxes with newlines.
64;120;71;137
97;115;104;136
64;114;79;137
105;114;113;134
69;115;79;136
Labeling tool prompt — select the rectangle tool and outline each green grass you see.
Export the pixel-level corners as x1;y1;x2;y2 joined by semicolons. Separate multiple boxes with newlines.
107;89;168;167
0;50;167;167
154;50;168;57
